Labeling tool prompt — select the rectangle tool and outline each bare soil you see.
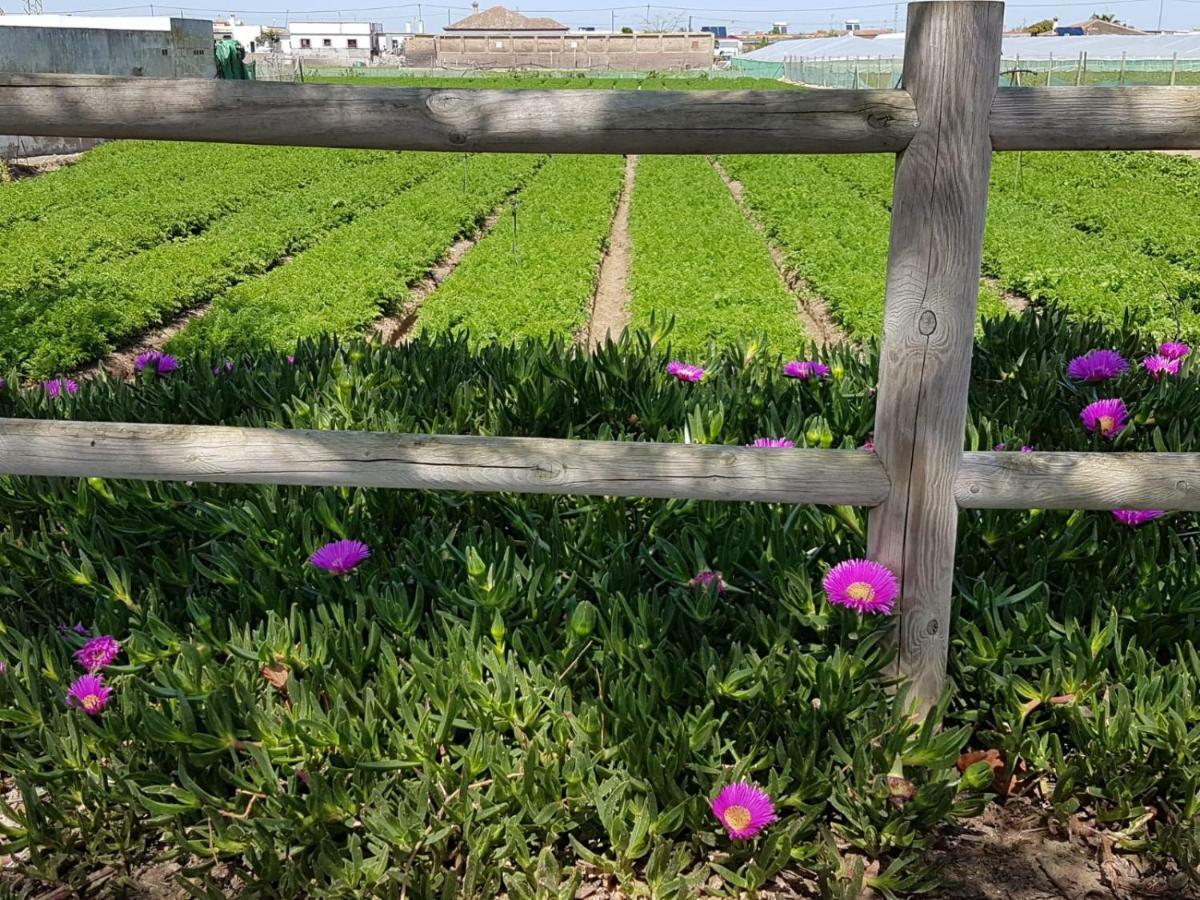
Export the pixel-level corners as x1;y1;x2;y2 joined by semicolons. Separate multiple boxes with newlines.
370;205;508;345
710;158;847;347
586;154;637;348
1;152;88;181
984;274;1031;315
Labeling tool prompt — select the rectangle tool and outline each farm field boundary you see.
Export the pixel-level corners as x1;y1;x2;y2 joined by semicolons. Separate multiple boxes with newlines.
587;154;637;348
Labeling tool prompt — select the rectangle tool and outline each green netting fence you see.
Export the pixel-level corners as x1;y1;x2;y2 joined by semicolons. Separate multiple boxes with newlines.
739;54;1200;88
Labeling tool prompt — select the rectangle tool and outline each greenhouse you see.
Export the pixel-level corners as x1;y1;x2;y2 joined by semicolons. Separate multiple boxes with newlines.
735;31;1200;86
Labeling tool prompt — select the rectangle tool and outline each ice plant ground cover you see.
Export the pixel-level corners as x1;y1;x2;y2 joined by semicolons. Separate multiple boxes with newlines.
2;309;1200;896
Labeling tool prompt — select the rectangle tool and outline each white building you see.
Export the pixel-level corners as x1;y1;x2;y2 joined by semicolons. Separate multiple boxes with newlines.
715;37;742;58
214;17;285;53
286;22;382;62
379;32;407;54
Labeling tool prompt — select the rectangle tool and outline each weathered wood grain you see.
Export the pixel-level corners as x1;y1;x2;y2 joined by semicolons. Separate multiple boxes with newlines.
957;452;1200;510
991;87;1200;151
866;1;1004;714
0;74;918;155
0;418;891;506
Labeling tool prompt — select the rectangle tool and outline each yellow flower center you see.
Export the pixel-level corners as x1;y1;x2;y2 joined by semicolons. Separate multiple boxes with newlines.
81;694;101;713
1098;415;1115;435
723;805;752;832
846;581;876;603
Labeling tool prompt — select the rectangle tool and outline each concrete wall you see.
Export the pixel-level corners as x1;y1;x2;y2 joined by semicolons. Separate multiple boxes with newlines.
0;18;212;77
1;17;212;158
406;31;715;69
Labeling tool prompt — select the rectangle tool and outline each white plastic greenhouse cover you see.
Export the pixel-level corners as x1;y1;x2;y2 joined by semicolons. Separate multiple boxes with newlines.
740;31;1200;61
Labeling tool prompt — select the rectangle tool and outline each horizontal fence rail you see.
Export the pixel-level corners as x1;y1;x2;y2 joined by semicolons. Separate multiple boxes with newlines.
957;451;1200;510
990;87;1200;150
3;420;1198;511
3;75;1199;155
0;74;918;155
0;419;893;506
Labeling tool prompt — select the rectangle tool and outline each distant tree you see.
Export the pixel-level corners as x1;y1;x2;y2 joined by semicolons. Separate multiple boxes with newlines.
621;25;633;33
1091;12;1125;22
1027;18;1054;34
640;10;686;32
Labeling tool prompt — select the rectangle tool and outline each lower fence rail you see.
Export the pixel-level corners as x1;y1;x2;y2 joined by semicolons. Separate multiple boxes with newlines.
1;418;1196;510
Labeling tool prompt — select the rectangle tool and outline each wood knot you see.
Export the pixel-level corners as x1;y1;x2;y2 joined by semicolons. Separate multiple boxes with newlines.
918;310;937;336
924;618;939;637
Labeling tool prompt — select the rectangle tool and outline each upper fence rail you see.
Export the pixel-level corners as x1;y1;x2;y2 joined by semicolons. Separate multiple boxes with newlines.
3;74;1200;154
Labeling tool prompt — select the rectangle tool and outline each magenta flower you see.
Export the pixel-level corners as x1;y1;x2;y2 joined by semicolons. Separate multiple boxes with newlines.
0;660;6;675
134;351;179;375
43;378;78;399
74;635;121;672
823;559;899;615
308;539;371;575
1066;349;1129;383
861;436;874;452
711;782;777;840
1159;341;1190;361
783;360;831;380
993;442;1006;451
1020;445;1035;453
665;360;704;383
287;355;297;365
66;674;112;715
1111;509;1165;526
689;570;726;593
1080;398;1128;439
1143;354;1181;380
749;438;795;448
213;360;235;375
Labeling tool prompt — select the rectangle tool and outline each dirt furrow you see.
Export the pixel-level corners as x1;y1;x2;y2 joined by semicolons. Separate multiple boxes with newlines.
370;204;508;346
710;158;847;347
586;154;637;348
983;275;1030;315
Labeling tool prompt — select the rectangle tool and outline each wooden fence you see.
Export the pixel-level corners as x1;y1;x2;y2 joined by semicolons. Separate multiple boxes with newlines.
1;0;1197;714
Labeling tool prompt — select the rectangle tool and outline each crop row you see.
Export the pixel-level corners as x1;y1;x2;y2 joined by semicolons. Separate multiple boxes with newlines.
416;154;625;343
746;150;1200;337
0;142;294;231
629;156;808;351
0;145;389;302
168;154;544;356
4;153;451;377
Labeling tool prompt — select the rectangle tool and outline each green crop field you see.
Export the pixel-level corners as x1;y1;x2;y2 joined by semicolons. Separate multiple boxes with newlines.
4;73;1200;898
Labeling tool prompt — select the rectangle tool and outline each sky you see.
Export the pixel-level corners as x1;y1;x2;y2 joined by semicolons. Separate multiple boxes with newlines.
30;0;1200;37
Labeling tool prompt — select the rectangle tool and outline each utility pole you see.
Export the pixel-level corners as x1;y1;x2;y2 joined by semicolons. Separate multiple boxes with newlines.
1157;0;1165;32
611;9;615;31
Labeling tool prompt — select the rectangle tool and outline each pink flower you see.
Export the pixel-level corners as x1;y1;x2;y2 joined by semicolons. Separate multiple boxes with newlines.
1159;341;1190;361
665;360;704;383
66;674;111;715
1143;355;1181;380
1066;349;1129;383
749;438;795;448
1080;399;1128;439
287;355;296;365
43;378;78;398
1111;509;1165;526
134;351;178;375
1020;445;1035;453
308;539;371;575
213;360;234;375
861;437;875;452
74;635;121;672
993;442;1006;451
783;360;831;380
689;570;726;593
822;559;899;615
711;782;777;840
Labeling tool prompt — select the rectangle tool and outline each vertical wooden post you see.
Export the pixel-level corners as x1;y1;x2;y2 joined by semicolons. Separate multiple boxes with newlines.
867;1;1003;715
1171;52;1179;86
1118;51;1127;86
